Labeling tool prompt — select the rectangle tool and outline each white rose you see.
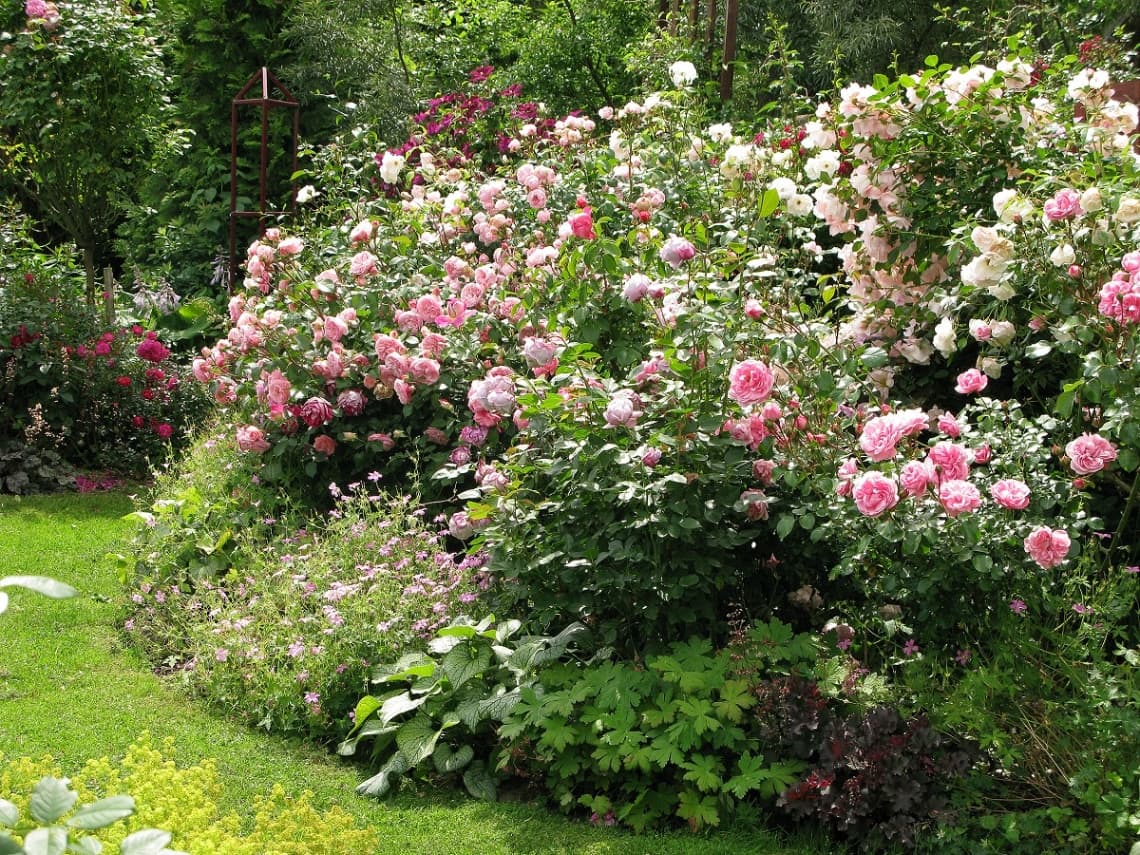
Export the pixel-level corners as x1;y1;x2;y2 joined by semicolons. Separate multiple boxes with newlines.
707;122;733;144
1079;187;1103;213
1114;196;1140;225
933;317;957;359
980;357;1003;379
668;60;698;88
990;321;1016;346
379;151;405;185
786;194;813;217
1049;243;1076;266
987;282;1017;301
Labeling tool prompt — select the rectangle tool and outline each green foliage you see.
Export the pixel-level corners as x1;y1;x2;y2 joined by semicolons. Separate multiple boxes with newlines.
0;1;172;297
498;620;821;832
0;738;376;854
340;616;588;799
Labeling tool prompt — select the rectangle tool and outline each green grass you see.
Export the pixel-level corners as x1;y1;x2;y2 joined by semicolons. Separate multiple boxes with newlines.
0;491;829;854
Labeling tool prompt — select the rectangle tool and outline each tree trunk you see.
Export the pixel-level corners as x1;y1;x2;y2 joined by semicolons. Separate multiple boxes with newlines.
719;0;739;104
81;244;97;308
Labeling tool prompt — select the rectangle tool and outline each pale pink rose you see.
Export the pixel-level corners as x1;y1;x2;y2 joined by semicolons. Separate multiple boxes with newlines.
350;251;378;278
1065;433;1118;475
990;479;1031;510
420;332;448;358
313;435;337;456
859;415;905;462
527;187;547;209
744;299;765;320
523;337;559;367
659;235;696;268
394;379;414;405
622;274;651;302
323;315;349;342
927;442;972;482
449;512;476;541
277;237;304;256
891;408;929;437
740;489;769;521
414;294;443;322
603;392;641;428
852;472;899;517
265;369;291;406
761;402;782;421
373;334;405;360
236;425;270;453
728;359;775;406
300;396;334;428
954;368;988;394
409;357;441;385
938;479;982;516
752;459;776;484
1043;188;1082;221
191;358;213;383
1023;526;1071;569
899;460;935;497
349;219;374;244
213;378;237;404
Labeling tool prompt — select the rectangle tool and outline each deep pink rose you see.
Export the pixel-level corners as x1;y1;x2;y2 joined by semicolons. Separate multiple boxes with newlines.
851;472;899;517
337;389;367;416
313;435;337;456
728;359;775;406
954;368;988;395
568;211;596;240
265;369;292;406
300;396;334;428
938;479;982;516
1043;188;1082;221
990;479;1031;510
1065;433;1117;475
937;413;962;438
740;489;769;521
1023;526;1071;569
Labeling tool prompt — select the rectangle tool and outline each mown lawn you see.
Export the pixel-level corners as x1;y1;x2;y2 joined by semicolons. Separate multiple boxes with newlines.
0;490;829;854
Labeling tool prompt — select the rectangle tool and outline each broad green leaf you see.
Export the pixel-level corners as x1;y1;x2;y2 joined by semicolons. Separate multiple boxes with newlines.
0;801;16;827
118;828;173;855
1024;341;1052;359
351;695;382;727
30;777;77;824
758;188;780;218
463;763;498;802
379;692;428;724
0;833;23;855
67;795;135;830
395;714;443;767
432;743;474;774
355;754;409;798
23;827;67;855
0;576;77;599
441;643;490;690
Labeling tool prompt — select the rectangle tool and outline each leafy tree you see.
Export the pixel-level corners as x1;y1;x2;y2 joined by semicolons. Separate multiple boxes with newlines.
0;1;172;303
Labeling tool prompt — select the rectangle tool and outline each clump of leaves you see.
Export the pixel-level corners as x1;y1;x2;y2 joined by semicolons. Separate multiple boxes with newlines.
339;616;587;800
498;618;820;832
0;441;75;495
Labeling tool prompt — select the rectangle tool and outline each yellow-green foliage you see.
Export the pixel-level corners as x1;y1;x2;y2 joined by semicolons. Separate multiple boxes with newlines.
0;736;377;854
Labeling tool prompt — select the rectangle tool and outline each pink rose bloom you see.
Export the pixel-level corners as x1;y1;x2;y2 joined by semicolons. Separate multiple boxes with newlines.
938;479;982;516
568;211;596;240
752;458;776;484
410;357;441;385
937;413;961;438
859;415;905;462
523;337;559;367
349;219;374;244
1065;433;1118;475
191;358;213;383
350;251;378;278
236;425;270;453
973;443;992;464
337;389;367;416
300;396;334;428
1023;526;1071;569
744;299;765;320
527;187;547;209
740;489;769;521
373;333;405;360
603;391;642;428
990;478;1031;510
323;315;349;343
852;471;899;517
277;237;304;256
313;435;336;456
155;423;174;439
954;368;988;394
835;458;859;497
1043;188;1082;221
728;359;775;406
622;274;651;303
25;0;47;16
643;448;662;467
420;332;448;358
414;294;444;322
899;460;935;497
659;235;696;268
449;512;476;541
927;442;972;482
394;378;415;405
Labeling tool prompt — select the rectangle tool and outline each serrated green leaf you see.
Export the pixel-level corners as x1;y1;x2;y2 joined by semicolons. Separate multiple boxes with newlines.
66;795;134;830
0;800;17;827
118;828;173;855
676;790;720;830
30;777;77;824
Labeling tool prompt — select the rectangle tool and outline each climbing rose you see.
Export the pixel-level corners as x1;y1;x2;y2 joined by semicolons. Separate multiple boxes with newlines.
236;425;270;453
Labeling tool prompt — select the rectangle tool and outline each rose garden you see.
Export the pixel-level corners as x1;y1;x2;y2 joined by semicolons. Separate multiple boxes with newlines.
1;1;1138;852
